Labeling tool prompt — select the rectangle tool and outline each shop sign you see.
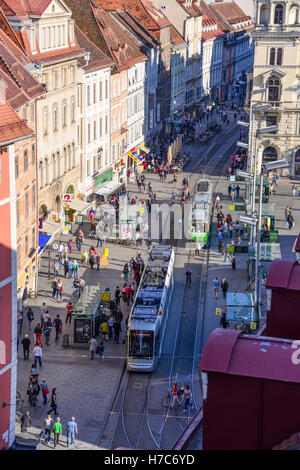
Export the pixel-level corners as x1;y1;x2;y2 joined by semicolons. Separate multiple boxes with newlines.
63;194;73;203
77;193;83;200
216;308;222;316
63;225;71;234
76;214;83;225
52;214;58;221
65;204;70;211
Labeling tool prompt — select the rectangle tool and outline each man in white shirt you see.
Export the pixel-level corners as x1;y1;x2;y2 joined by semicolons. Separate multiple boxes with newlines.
33;344;43;368
58;243;64;262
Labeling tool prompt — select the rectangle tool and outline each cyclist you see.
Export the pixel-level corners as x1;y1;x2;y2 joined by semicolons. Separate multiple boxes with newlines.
185;267;192;287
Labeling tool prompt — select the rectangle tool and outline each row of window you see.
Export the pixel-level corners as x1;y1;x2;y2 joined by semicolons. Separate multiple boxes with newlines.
112;138;127;162
15;144;36;177
16;185;36;224
260;3;299;26
42;66;76;91
270;47;283;66
39;144;76;189
87;80;109;105
87;116;109;144
43;98;75;136
17;225;36;268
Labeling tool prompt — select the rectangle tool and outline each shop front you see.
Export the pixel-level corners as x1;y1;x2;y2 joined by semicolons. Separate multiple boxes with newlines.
17;255;38;310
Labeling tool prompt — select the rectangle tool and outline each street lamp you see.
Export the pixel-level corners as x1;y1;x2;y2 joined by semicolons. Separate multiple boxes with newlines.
237;141;249;149
237;120;250;127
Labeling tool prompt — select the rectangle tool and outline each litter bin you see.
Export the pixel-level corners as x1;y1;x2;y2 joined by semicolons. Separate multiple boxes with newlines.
63;334;70;347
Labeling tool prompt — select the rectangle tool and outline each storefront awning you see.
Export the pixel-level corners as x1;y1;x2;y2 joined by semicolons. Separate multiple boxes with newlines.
128;149;143;164
139;144;150;154
94;181;123;197
39;221;61;236
38;233;52;255
69;200;90;213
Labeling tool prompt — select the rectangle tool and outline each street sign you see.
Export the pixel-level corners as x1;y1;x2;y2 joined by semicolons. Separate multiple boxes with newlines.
101;291;111;302
250;321;257;330
229;204;246;212
104;248;109;257
76;214;83;225
52;242;59;251
236;170;253;180
216;308;222;316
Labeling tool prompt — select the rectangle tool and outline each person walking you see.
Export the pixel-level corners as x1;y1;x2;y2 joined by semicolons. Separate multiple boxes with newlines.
66;302;73;324
47;388;58;415
66;417;78;447
107;316;113;339
113;321;121;344
52;417;62;448
221;278;229;299
73;260;79;279
53;315;62;342
21;334;30;360
185;267;192;287
288;211;294;230
220;312;229;329
88;336;97;360
195;239;201;257
89;252;95;269
98;341;104;362
123;263;129;281
20;411;32;433
68;239;73;254
27;307;34;331
42;414;53;444
41;378;49;406
58;243;64;261
171;383;181;409
67;260;73;279
292;183;297;197
100;321;109;341
114;286;121;306
33;344;42;368
56;279;63;300
34;323;42;346
213;277;220;299
231;253;236;270
183;385;193;412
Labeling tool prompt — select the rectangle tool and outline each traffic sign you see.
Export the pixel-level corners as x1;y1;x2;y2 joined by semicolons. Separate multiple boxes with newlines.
63;194;73;203
216;308;222;316
52;242;59;251
101;291;111;302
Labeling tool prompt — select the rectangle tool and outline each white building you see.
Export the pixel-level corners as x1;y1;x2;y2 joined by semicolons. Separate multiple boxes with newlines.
74;26;113;202
127;60;147;154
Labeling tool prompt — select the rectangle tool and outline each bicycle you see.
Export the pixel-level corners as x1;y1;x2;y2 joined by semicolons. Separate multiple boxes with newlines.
161;388;172;408
28;288;38;299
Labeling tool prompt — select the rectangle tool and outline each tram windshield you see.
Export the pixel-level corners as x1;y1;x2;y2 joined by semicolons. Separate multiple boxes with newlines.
129;330;154;359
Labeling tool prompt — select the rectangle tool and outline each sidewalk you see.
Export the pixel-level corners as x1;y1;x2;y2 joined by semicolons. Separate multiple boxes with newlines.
202;167;300;348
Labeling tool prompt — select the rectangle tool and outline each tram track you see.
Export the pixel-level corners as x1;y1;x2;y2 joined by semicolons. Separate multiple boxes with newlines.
102;123;240;450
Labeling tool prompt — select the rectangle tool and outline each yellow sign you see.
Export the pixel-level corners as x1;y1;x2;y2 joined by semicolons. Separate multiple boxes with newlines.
226;245;235;253
101;291;111;301
52;214;57;221
250;321;257;330
63;226;69;234
100;256;108;267
65;204;70;210
77;193;82;200
216;308;222;316
104;248;109;257
138;207;145;214
229;205;235;211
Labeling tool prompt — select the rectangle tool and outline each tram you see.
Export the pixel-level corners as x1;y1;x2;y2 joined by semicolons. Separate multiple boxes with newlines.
187;178;213;247
127;245;175;372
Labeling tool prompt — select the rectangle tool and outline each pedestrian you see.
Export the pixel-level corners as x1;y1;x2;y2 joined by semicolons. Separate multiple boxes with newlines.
52;417;62;448
66;302;73;324
213;277;220;299
58;242;64;261
115;286;121;306
17;310;23;334
51;277;58;298
73;259;79;278
171;383;181;409
33;343;42;368
221;278;229;299
21;334;30;360
27;307;34;331
126;284;132;306
217;230;223;252
236;184;240;199
288;212;294;230
56;279;63;300
66;417;78;447
41;378;50;406
34;323;42;346
89;252;95;269
195;239;201;257
67;259;73;279
113;321;121;344
231;253;236;270
96;252;101;271
228;184;232;198
146;236;152;252
68;239;73;254
130;282;135;302
47;388;58;415
20;410;32;433
53;315;62;342
100;321;109;341
185;267;192;287
220;312;229;329
98;341;104;361
107;316;113;339
82;249;88;265
123;263;129;281
64;259;68;278
183;385;193;412
42;414;53;444
88;336;97;360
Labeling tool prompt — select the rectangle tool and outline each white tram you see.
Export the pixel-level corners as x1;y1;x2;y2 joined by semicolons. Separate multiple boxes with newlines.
127;245;175;372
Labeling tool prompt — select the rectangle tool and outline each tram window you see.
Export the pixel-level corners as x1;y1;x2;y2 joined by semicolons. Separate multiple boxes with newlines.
129;330;154;358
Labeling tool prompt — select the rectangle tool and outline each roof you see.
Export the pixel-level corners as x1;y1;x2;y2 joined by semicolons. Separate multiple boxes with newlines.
199;328;300;384
0;0;53;16
109;10;160;50
209;1;254;31
64;0;112;59
0;7;26;52
265;259;300;291
0;102;34;145
91;5;148;69
177;0;201;17
74;25;114;72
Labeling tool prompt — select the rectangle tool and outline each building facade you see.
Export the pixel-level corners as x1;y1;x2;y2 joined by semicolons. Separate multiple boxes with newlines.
250;0;300;176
